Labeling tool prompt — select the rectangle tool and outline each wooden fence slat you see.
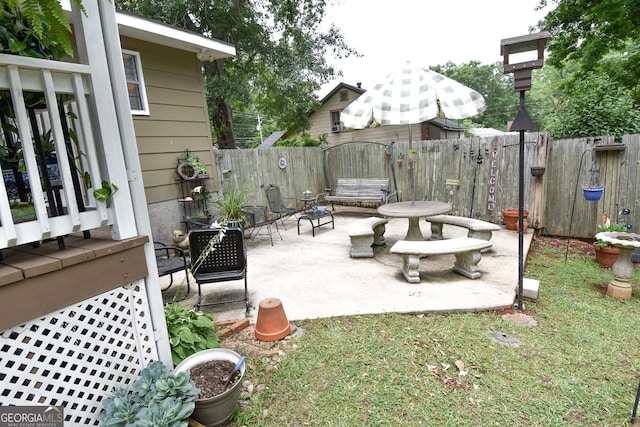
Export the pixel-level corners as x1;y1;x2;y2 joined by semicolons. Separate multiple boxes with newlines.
213;133;639;239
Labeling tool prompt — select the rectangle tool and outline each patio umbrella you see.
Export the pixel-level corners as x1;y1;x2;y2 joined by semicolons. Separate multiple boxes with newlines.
340;62;487;202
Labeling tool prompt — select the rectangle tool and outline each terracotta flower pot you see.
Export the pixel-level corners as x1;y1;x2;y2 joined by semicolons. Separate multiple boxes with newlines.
593;243;619;268
516;219;529;233
502;208;529;231
254;298;291;341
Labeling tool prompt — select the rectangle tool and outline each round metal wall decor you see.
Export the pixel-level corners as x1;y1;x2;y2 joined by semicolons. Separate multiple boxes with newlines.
278;157;287;169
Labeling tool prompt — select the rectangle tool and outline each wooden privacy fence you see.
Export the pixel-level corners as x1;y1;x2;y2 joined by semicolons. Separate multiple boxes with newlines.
213;133;639;239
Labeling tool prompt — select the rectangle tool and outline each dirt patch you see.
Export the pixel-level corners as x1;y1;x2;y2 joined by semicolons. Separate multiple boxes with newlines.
191;360;239;399
535;234;594;258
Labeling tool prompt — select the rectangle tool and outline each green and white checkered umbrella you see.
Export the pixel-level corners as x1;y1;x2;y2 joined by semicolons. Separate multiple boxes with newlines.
340;62;486;129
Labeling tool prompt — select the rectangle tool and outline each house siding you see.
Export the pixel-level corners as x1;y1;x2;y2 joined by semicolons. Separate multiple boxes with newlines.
307;86;364;145
120;37;218;239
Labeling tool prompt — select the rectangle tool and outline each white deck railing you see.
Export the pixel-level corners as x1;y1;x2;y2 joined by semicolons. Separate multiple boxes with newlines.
0;53;110;248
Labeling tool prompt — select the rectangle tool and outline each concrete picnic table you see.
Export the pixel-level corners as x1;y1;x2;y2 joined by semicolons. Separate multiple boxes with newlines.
377;201;451;241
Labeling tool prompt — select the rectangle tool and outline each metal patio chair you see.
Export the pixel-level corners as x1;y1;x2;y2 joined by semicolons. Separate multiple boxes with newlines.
264;184;301;230
188;227;249;313
154;242;191;302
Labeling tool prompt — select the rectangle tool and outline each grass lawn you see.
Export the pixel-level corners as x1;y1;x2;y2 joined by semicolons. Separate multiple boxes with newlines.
230;236;640;427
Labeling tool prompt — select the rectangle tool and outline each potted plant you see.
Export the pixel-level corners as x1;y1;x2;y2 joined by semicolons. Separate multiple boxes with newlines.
174;349;246;427
214;187;250;228
186;154;209;178
594;211;632;267
583;185;605;201
583;159;604;201
501;208;529;231
98;361;199;427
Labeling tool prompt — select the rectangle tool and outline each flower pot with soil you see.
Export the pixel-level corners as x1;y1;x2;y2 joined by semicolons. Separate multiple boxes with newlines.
501;208;529;231
174;348;245;427
593;242;619;268
593;211;632;268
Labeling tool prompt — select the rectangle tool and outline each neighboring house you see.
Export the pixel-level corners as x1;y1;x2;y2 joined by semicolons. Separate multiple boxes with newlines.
424;118;466;140
0;3;234;424
308;82;466;145
307;82;365;144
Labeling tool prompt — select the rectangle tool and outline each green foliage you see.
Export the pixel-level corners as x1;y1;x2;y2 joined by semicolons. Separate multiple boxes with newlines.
595;221;628;249
546;72;640;139
275;134;324;147
93;180;119;202
1;0;85;59
98;360;199;427
431;61;516;131
214;187;250;224
164;303;220;367
540;0;640;105
186;154;208;176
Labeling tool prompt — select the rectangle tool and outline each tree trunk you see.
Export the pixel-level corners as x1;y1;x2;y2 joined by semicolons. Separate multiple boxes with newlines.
205;60;236;149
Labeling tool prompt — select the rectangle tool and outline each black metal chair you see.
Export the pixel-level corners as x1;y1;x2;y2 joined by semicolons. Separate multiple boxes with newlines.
242;205;282;246
264;184;301;230
154;242;191;302
188;227;249;313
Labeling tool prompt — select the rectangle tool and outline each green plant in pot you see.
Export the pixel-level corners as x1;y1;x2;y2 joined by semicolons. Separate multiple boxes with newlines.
214;187;250;228
594;211;632;267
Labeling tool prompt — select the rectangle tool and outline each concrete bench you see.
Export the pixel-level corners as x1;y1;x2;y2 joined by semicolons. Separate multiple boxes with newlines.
325;178;397;207
390;237;492;283
426;215;500;242
347;217;389;258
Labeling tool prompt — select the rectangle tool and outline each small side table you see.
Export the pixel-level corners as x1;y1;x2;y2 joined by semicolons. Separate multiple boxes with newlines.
299;197;315;212
297;210;334;237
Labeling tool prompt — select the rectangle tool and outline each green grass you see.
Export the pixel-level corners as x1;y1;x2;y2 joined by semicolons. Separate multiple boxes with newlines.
232;237;640;426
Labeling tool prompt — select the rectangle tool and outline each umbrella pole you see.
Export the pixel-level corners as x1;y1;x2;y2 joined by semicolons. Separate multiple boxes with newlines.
409;123;415;205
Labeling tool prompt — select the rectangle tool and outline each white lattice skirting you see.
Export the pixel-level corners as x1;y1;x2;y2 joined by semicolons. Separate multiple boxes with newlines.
0;281;158;425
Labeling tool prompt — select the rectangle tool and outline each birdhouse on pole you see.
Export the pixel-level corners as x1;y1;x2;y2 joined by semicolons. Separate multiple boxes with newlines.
501;31;550;92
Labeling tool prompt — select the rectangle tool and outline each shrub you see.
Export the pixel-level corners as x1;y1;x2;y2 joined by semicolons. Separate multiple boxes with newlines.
164;303;220;367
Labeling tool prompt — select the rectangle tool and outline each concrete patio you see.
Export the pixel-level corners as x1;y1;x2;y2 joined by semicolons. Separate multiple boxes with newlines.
160;207;535;323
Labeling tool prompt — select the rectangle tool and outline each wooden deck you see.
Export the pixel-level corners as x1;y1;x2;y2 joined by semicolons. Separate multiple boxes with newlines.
0;231;149;331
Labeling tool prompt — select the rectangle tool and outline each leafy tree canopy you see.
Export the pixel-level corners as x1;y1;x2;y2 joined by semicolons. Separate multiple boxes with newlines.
431;61;517;131
539;0;640;104
115;0;359;149
545;71;640;139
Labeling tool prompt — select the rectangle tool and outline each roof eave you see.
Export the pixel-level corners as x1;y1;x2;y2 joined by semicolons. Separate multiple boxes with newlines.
61;1;236;61
116;12;236;61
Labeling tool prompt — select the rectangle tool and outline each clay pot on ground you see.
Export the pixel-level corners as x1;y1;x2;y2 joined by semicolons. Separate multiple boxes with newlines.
593;243;619;268
502;208;529;231
516;219;529;233
254;298;291;341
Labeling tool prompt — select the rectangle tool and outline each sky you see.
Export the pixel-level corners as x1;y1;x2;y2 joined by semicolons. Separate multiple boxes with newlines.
317;0;555;98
